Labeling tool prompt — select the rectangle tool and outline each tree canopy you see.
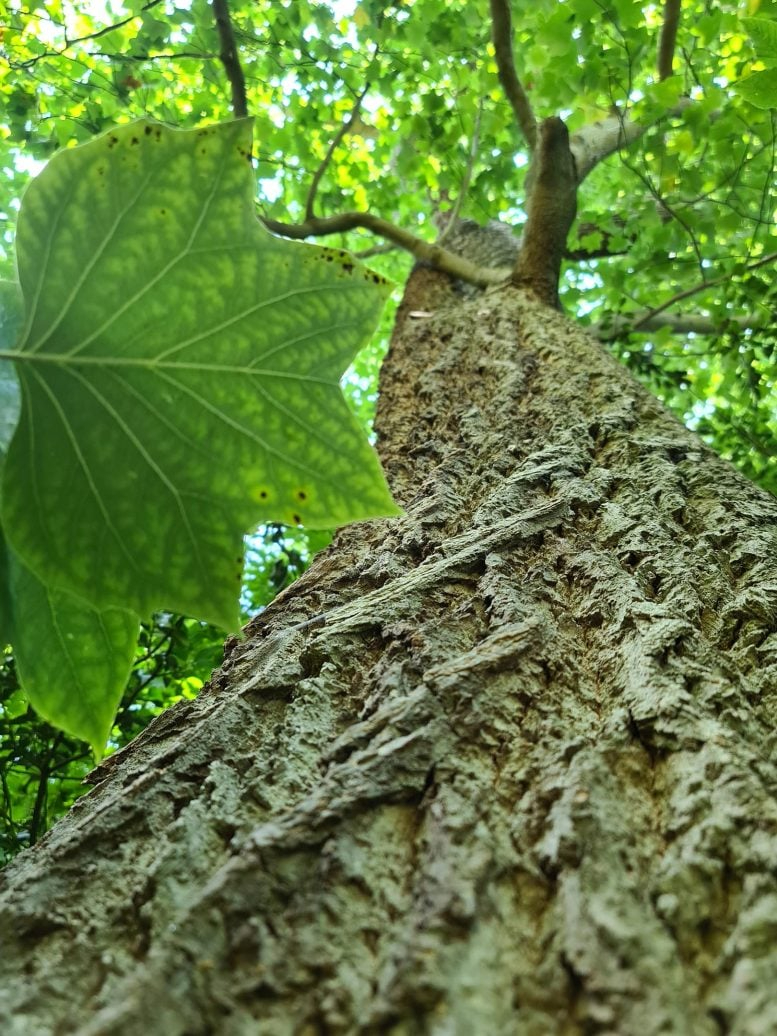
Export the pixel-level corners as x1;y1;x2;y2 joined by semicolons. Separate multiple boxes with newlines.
0;0;775;859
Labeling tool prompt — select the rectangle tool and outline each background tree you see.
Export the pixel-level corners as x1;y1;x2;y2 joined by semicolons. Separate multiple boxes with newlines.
0;0;776;1031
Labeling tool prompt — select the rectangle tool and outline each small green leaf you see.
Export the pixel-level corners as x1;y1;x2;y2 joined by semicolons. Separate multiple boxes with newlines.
8;549;139;756
646;77;685;109
1;689;29;720
3;119;399;631
734;69;777;109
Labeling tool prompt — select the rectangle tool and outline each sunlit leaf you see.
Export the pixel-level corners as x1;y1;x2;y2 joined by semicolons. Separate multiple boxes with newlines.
742;16;777;63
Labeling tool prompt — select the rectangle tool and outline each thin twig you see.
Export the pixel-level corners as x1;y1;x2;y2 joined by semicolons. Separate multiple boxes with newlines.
92;50;219;62
212;0;248;119
60;0;162;47
657;0;681;81
437;100;483;246
489;0;537;149
616;137;706;273
631;250;777;330
6;0;164;68
306;83;371;221
353;243;398;259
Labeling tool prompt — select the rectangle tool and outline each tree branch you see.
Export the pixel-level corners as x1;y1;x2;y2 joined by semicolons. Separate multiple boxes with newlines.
437;100;483;246
260;212;513;288
570;99;691;182
595;310;766;339
489;0;537;149
212;0;247;119
657;0;681;81
305;84;370;221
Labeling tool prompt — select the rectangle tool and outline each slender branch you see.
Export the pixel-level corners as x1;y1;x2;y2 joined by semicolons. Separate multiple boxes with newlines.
6;0;163;68
306;84;371;221
489;0;537;149
353;243;398;259
92;50;219;62
437;100;483;246
212;0;247;119
630;251;777;331
617;142;706;273
62;0;162;47
260;212;513;287
594;250;777;338
595;310;766;339
657;0;681;81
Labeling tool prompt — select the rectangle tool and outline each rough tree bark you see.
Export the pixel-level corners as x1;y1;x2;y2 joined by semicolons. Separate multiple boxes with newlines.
1;263;776;1036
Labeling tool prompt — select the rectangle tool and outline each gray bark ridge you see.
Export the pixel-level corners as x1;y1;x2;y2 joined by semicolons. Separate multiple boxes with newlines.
1;272;777;1036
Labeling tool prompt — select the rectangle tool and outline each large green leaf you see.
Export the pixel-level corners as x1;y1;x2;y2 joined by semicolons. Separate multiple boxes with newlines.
7;545;139;757
2;119;397;631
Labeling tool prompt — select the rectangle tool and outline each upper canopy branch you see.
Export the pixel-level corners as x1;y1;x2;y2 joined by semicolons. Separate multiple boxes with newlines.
570;98;692;183
489;0;537;150
657;0;682;81
305;83;371;221
212;0;247;119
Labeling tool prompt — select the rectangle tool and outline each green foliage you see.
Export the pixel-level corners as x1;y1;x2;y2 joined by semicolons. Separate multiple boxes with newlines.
0;0;776;853
736;17;777;108
0;611;224;864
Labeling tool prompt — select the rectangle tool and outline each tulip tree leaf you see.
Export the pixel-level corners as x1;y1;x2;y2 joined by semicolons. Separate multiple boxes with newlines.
2;118;397;632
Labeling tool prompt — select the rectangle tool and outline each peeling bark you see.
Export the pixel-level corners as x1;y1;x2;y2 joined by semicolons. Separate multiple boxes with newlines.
1;268;776;1036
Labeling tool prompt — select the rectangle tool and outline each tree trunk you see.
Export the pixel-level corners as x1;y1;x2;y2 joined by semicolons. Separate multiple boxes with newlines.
2;268;777;1036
